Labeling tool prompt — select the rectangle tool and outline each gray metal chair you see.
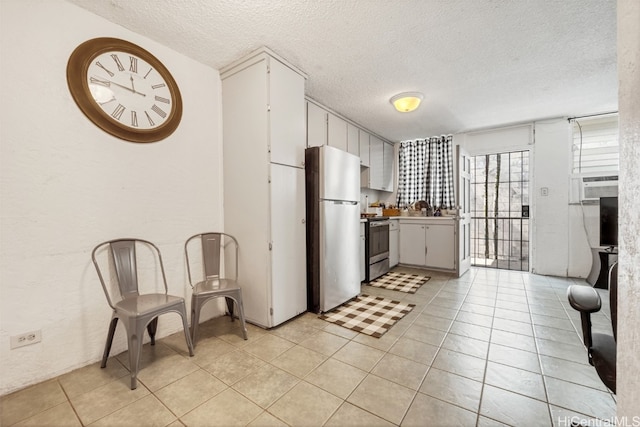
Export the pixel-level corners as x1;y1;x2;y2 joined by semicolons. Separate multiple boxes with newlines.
91;238;194;390
184;232;247;346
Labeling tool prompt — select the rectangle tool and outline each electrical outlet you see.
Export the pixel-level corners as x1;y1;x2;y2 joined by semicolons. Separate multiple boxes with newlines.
541;187;549;196
10;330;42;349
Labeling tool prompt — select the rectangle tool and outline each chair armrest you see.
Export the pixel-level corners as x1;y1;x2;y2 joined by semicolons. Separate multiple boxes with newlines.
567;285;601;313
567;285;601;364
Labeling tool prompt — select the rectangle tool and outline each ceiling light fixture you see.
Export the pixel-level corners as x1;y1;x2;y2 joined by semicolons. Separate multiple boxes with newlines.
390;92;424;113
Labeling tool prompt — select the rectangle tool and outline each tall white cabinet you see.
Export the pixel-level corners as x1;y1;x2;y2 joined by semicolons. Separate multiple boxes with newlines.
221;48;307;328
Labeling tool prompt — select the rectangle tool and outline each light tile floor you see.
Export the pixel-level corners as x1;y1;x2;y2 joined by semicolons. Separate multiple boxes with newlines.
1;267;617;426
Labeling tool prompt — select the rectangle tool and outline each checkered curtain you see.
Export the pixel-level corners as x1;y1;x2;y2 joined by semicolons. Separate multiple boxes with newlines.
397;135;455;209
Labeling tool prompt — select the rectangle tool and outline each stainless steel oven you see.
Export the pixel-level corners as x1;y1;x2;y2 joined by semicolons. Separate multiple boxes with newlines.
365;218;390;282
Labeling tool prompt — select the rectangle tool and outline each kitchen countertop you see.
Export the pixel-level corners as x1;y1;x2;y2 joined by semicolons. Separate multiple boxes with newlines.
360;216;457;222
391;215;457;220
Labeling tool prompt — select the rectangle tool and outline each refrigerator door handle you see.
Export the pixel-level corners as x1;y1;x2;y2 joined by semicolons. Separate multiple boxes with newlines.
326;200;358;205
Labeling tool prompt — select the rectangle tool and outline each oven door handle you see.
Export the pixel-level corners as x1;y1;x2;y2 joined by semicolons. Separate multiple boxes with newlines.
369;221;390;227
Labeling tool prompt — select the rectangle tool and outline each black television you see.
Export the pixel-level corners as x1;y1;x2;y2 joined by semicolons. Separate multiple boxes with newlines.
599;197;618;250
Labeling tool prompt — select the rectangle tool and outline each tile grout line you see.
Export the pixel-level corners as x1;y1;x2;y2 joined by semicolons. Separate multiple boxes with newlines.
473;272;501;427
329;272;453;426
397;270;479;426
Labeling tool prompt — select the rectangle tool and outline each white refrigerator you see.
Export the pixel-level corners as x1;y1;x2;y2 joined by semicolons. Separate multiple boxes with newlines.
306;145;361;313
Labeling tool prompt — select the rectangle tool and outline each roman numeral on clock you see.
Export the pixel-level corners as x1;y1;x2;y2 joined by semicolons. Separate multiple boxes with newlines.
131;111;138;127
110;54;125;72
111;104;125;120
154;96;170;104
145;111;155;126
151;104;167;118
95;61;114;77
129;56;138;73
90;77;110;87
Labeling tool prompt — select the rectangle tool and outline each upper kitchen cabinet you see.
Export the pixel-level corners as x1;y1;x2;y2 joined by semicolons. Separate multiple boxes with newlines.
362;137;395;192
305;99;377;168
270;60;306;167
327;113;348;151
221;48;307;328
369;136;384;189
347;123;359;157
359;130;370;167
307;101;327;148
383;141;395;191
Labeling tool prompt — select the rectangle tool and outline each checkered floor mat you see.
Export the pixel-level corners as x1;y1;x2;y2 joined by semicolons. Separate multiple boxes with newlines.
367;271;430;293
320;294;415;338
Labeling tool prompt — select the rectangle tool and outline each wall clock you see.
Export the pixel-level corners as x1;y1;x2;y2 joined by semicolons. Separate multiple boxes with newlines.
67;37;182;143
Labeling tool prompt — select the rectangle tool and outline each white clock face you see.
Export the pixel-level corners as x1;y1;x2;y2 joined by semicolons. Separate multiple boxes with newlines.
86;51;173;130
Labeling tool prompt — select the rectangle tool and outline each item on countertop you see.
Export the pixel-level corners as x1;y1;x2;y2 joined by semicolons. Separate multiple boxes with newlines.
413;200;429;210
383;208;401;217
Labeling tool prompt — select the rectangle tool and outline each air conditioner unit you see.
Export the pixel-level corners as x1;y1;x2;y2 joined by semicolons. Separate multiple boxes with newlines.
569;173;618;203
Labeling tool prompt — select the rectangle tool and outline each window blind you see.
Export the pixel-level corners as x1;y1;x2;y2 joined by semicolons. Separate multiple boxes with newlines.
572;115;619;174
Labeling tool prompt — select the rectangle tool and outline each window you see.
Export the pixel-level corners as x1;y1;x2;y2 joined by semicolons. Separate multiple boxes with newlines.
396;136;455;209
572;115;619;174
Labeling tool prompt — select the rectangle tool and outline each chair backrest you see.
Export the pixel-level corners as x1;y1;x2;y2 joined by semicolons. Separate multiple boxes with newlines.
92;238;168;308
110;240;140;298
609;261;618;340
202;233;222;279
185;232;239;287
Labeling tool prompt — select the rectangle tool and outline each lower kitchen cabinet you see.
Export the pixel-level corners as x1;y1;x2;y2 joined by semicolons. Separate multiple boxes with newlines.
389;219;399;267
399;219;455;271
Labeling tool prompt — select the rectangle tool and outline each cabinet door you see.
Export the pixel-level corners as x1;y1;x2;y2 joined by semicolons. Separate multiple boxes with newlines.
390;229;399;267
382;142;395;192
399;223;426;266
270;59;306;168
359;130;370;167
369;136;384;190
327;113;348;152
270;164;307;326
425;223;455;270
307;102;327;148
347;123;359;157
222;57;271;327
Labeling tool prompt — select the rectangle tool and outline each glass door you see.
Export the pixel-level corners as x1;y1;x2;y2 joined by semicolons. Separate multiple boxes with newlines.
470;151;530;271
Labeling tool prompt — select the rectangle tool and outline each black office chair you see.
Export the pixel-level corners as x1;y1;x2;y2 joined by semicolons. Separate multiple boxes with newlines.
567;262;617;394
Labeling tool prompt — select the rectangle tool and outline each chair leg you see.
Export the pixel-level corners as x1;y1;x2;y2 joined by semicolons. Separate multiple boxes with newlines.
226;297;235;321
190;295;200;348
179;303;195;357
238;297;247;340
147;317;158;345
235;294;248;340
101;316;119;368
126;319;144;390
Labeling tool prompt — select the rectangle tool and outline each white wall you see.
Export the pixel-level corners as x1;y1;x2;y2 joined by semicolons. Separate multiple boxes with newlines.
458;120;596;277
616;0;640;416
0;0;223;395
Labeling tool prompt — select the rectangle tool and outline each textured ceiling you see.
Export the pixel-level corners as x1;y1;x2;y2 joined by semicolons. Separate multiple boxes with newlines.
66;0;618;142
